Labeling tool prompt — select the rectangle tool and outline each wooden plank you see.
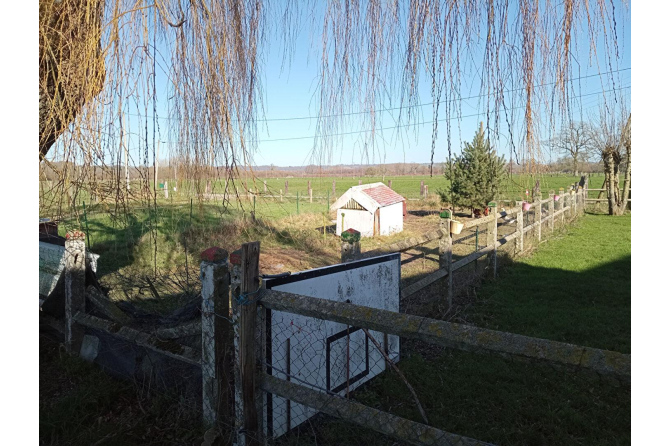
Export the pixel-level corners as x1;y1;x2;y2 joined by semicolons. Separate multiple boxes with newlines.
452;246;493;272
86;286;132;325
401;268;448;299
586;198;632;203
463;213;496;230
154;321;201;339
364;227;448;257
259;290;631;379
73;312;201;366
260;374;494;446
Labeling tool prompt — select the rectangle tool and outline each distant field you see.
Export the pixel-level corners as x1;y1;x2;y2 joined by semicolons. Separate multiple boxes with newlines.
41;172;593;221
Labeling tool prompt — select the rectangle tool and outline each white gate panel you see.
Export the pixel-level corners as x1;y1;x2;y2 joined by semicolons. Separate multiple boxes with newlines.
262;253;401;438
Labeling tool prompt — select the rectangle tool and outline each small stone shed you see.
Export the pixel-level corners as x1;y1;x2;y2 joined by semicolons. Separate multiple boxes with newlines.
330;182;406;237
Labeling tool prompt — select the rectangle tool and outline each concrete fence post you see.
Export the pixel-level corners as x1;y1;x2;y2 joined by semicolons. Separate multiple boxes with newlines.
64;230;86;354
309;188;313;203
280;189;283;202
489;202;498;278
263;180;267;193
200;247;231;427
515;201;524;255
340;229;362;263
424;186;429;199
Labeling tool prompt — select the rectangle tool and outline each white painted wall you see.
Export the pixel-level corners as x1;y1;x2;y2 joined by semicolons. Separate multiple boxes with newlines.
379;202;404;236
335;208;374;237
263;255;401;439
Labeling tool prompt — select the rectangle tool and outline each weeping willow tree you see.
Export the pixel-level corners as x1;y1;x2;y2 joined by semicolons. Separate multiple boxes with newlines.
39;0;628;218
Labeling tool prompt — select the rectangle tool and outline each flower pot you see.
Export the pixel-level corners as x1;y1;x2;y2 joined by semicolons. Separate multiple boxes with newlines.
450;220;464;234
522;201;531;212
553;195;560;202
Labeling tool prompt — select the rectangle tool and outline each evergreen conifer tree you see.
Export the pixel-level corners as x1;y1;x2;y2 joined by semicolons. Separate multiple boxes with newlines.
439;123;506;216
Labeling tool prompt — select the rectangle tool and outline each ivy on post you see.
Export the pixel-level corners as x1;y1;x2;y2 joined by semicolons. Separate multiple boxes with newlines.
438;210;453;308
488;202;498;278
64;230;86;354
200;247;231;430
340;228;361;263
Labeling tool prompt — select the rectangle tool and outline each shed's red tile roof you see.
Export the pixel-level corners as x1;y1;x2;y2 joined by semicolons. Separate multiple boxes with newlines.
362;185;406;207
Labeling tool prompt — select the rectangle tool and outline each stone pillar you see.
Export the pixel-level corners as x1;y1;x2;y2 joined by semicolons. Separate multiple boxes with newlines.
65;230;86;354
340;229;361;263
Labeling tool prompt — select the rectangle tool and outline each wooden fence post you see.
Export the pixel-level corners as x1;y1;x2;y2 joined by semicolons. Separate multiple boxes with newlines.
388;180;392;189
309;188;313;203
332;180;336;198
231;242;263;446
307;180;311;194
514;201;524;255
438;211;453;308
359;179;362;186
200;247;231;427
424;186;429;199
64;230;86;354
549;191;555;233
420;180;424;196
284;180;288;195
534;197;541;242
280;189;283;202
263;180;267;193
489;202;498;278
559;188;565;226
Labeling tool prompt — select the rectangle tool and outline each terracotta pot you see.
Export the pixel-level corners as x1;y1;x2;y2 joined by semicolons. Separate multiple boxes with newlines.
450;220;464;234
522;201;531;212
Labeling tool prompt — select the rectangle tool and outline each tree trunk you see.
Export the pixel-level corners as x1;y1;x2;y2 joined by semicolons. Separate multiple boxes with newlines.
604;152;617;215
617;116;632;215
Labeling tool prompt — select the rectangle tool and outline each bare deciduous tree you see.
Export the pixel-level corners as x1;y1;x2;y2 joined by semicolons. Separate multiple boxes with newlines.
548;122;596;176
591;110;631;215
